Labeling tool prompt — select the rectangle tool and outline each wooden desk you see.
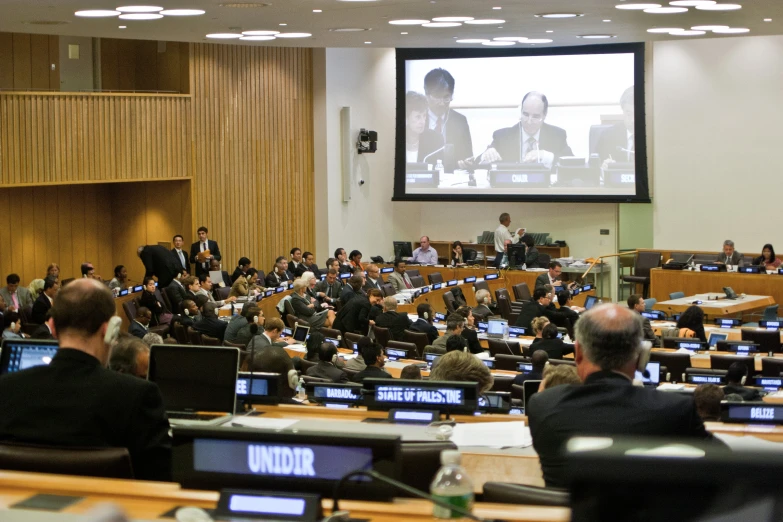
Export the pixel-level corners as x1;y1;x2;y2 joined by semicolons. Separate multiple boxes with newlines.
413;241;570;268
653;294;774;318
0;471;569;522
651;322;783;342
651;347;783;372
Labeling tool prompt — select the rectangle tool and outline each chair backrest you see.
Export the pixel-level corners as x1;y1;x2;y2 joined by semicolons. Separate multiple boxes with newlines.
187;326;203;345
763;305;780;321
494;353;531;371
387;340;416;356
299;358;318;373
215;286;231;301
380;283;396;297
511;384;525;400
201;334;221;346
302;375;331;385
372;325;390;348
482;482;569;507
495;295;513;322
490;374;515;392
463;248;477;262
122;299;137;323
223;340;245;349
513;283;532;302
283;299;295;319
650;352;692;382
409;275;425;288
495;288;512;302
668;292;685;300
405;269;420;278
742;329;782;353
643;298;657;312
400;442;457;494
402;330;429;359
634;251;662;277
487;338;520;357
538;253;551;267
0;442;133;479
286;315;299;329
473;281;490;293
761;357;783;377
548;359;576;367
442;291;458;314
344;332;362;345
173;322;189;344
670;253;694;264
319;327;341;340
159;287;173;312
710;354;758;377
427;272;444;285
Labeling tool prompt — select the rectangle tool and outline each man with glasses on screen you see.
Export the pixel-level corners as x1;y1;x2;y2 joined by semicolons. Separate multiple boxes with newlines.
479;91;572;170
418;68;473;172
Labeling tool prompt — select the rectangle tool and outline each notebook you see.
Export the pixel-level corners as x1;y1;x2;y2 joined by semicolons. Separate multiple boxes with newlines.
148;344;239;426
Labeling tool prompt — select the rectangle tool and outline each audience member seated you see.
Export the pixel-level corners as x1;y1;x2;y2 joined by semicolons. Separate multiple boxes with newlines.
0;273;33;312
351;341;392;383
515;288;552;330
339;275;365;307
235;307;262;346
2;311;23;340
231;257;252;285
129;307;152;339
527;303;716;489
197;274;236;307
334;288;382;335
715;239;743;265
323;257;341;276
305;342;350;383
31;277;58;325
723;362;761;401
430;313;465;352
364;264;382;291
140;277;166;326
314;269;342;305
676;305;707;343
246;345;301;405
224;302;256;344
410;303;439;344
301;251;319;277
343;335;370;372
265;256;294;287
293;331;324;371
451;241;465;267
513;350;548;386
388;259;414;293
694;384;724;423
230;269;259;299
535;261;575;292
334;249;353;274
30;313;55;340
539;364;580;391
349;250;364;271
287;248;305;278
0;279;172;481
522;234;540;268
46;263;60;280
471;289;495;320
374;297;411;341
208;259;232;289
81;262;103;282
109;337;150;379
246;317;293;353
454;306;484;354
400;365;423;380
627;293;659;347
142;332;163;347
754;243;781;270
430;351;494;393
27;278;44;304
109;265;130;291
291;278;335;328
409;236;439;265
557;290;582;326
193;302;228;342
530;316;550;343
527;323;574;360
171;299;198;328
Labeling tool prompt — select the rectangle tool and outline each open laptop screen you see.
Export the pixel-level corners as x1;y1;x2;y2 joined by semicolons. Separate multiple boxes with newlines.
584;296;598;310
0;339;58;375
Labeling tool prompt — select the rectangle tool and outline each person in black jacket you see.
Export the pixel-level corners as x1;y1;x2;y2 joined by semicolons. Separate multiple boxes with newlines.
722;362;761;401
513;349;548;386
230;257;252;285
189;226;222;278
351;341;393;383
137;244;181;290
454;306;484;355
305;343;350;383
516;287;568;330
410;303;439;344
31;276;58;325
527;323;574;360
0;279;171;481
527;304;716;489
193;302;228;341
334;288;383;335
374;297;411;341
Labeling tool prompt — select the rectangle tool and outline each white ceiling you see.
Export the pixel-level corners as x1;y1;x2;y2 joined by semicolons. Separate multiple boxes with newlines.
3;0;783;48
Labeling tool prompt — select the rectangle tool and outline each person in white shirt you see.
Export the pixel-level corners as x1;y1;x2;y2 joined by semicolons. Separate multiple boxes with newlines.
409;236;439;265
493;213;523;269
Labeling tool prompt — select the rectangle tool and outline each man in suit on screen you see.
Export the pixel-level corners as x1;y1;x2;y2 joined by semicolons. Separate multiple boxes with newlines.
597;86;635;165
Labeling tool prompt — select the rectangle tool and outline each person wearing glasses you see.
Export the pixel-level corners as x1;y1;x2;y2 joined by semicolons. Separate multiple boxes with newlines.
417;68;474;173
479;91;573;170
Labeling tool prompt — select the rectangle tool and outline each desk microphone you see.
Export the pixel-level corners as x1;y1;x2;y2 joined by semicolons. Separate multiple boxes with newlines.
422;143;454;163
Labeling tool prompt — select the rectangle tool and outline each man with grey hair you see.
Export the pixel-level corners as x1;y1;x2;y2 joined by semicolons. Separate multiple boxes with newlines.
109;337;151;379
527;303;714;489
141;332;163;347
472;289;494;319
715;240;743;265
429;313;465;352
374;296;411;341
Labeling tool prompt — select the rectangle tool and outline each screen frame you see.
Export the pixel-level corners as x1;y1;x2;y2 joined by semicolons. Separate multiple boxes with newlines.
0;339;59;375
394;42;649;203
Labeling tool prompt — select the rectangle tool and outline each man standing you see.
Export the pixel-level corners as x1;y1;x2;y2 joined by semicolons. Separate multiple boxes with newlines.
31;276;59;324
137;244;181;290
189;226;221;277
409;236;439;265
0;279;171;481
493;213;523;269
527;304;715;488
0;274;33;312
171;234;190;275
627;293;659;347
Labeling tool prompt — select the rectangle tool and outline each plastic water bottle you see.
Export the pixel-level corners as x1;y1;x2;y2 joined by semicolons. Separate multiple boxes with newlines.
295;379;306;401
435;159;445;177
430;450;474;519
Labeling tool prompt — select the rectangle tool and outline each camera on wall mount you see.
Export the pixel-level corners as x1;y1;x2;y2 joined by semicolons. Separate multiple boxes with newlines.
357;129;377;154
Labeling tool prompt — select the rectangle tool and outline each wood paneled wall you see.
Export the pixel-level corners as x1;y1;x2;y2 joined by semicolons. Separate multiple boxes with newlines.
0;32;60;91
100;39;189;94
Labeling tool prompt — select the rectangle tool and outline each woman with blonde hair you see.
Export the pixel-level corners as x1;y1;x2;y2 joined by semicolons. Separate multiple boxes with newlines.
430;350;494;393
290;276;335;328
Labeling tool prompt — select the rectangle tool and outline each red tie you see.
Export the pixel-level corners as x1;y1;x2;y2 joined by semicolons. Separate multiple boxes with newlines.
404;276;412;289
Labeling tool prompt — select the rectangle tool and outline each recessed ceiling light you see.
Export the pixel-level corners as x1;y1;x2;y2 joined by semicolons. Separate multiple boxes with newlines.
313;9;322;12
75;9;120;17
695;3;741;10
364;41;371;44
764;18;772;22
535;13;583;18
218;2;269;6
712;26;749;32
647;27;682;32
330;27;367;32
482;41;515;46
577;34;617;38
464;19;505;24
669;29;706;35
160;9;205;15
456;38;489;43
615;3;661;9
401;31;408;34
206;33;243;38
242;29;279;35
603;19;612;22
669;0;715;5
275;32;312;38
279;23;287;26
388;19;430;25
494;36;527;41
492;6;502;10
118;13;163;19
523;38;554;43
422;22;462;27
239;35;276;40
690;24;728;30
116;5;163;12
432;16;474;22
644;6;688;13
119;25;126;28
546;30;554;33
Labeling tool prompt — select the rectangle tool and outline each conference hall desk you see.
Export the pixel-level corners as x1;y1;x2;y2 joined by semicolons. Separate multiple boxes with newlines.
651;321;783;342
650;347;783;373
0;471;569;522
653;293;774;319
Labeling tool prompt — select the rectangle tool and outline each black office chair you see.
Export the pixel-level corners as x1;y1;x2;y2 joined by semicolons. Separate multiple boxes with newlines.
512;283;532;302
482;482;569;507
709;354;757;378
428;272;444;285
741;329;781;354
409;275;425;288
538;253;551;268
463;248;478;263
650;352;691;382
201;334;221;346
387;341;415;357
443;291;458;314
302;375;330;385
299;358;318;374
494;354;531;371
403;330;429;359
761;357;783;377
400;442;457;494
487;339;521;357
0;442;133;479
319;327;341;340
344;332;362;345
405;269;420;278
372;325;390;348
490;374;515;392
548;359;576;367
172;323;189;345
380;283;396;297
187;327;203;345
622;251;662;299
495;296;518;324
473;281;490;293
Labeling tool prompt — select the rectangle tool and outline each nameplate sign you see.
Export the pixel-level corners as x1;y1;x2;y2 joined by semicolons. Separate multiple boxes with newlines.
490;171;549;187
308;383;362;404
485;273;499;281
756;377;783;390
715;318;741;328
687;374;723;385
432;283;442;290
700;264;726;272
381;267;394;274
723;403;783;424
447;279;458;287
464;276;477;283
678;341;705;351
760;321;781;330
363;378;479;414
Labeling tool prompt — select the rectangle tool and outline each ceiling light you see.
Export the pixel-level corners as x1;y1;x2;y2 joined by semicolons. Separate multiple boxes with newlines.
669;29;706;35
242;29;279;35
690;24;728;30
535;13;583;18
401;31;408;34
695;3;741;10
603;19;612;22
279;23;287;26
647;27;682;32
364;41;371;44
523;38;554;43
330;27;368;32
75;9;120;17
422;22;462;27
494;36;527;41
669;0;714;5
492;6;502;9
432;16;474;22
546;30;554;33
712;26;749;32
456;38;489;43
388;19;430;25
239;35;275;40
482;41;515;46
219;2;270;7
313;9;322;12
275;32;312;38
159;9;205;15
119;25;126;28
464;19;505;24
615;3;661;9
578;34;617;39
764;18;772;22
644;6;688;13
119;13;163;19
116;6;163;13
206;33;243;38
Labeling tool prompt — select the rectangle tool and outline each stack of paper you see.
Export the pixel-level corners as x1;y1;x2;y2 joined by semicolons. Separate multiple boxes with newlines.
451;421;532;449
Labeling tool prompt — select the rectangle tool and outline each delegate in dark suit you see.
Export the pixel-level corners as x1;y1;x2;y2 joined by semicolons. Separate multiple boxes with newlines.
265;270;293;288
525;338;574;360
189;239;222;277
596;123;634;163
193;316;228;341
410;318;439;345
486;122;573;168
461;327;484;355
641;316;659;347
527;370;714;489
351;365;393;384
30;294;52;325
171;248;190;276
165;280;188;313
418;109;473;172
374;311;411;341
305;362;349;383
128;321;148;339
513;369;543;387
139;245;180;289
333;295;373;335
535;272;553;291
0;348;171;481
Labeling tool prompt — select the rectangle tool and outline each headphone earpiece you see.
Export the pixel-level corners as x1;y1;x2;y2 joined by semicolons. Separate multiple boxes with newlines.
287;369;300;391
423;311;429;320
253;315;260;324
183;309;189;316
741;375;747;386
104;316;122;346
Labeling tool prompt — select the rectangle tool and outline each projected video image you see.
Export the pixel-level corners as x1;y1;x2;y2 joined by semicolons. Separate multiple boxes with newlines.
398;47;644;200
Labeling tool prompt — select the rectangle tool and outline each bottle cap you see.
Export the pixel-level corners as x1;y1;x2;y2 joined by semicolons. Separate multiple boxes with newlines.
440;449;461;466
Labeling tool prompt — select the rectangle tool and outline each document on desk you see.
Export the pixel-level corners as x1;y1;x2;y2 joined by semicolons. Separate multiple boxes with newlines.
229;417;299;431
452;421;532;449
286;344;306;353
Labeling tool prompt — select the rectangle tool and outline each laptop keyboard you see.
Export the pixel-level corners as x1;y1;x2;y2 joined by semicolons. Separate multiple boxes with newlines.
169;412;225;421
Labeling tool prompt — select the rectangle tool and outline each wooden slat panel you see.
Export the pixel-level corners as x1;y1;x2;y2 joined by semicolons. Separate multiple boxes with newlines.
12;33;31;90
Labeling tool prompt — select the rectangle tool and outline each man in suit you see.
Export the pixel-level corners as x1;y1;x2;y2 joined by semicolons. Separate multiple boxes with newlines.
314;269;342;305
265;256;294;288
166;274;190;313
352;341;393;383
479;91;573;170
230;257;252;286
171;234;190;276
306;343;350;383
513;349;548;386
193;302;228;341
374;296;411;341
109;337;150;380
289;248;305;278
137;244;181;290
388;259;414;294
0;279;171;481
557;290;582;331
363;264;382;292
0;273;33;313
535;261;576;292
516;287;569;331
189;226;221;278
31;315;55;340
417;68;473;172
526;323;574;360
129;307;152;339
300;251;320;278
431;313;464;352
715;239;744;265
339;275;364;307
31;276;58;324
527;303;716;489
597;86;635;164
722;362;761;401
246;318;294;357
627;293;659;347
472;289;495;319
334;288;383;335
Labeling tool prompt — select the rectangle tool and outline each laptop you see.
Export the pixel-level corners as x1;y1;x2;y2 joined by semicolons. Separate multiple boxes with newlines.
0;339;59;375
708;332;728;348
634;361;660;387
148;345;239;426
487;318;509;339
292;323;310;344
584;295;599;310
